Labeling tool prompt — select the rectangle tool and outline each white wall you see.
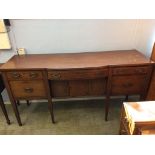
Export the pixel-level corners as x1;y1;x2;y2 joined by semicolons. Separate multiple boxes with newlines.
1;19;155;63
135;19;155;57
12;19;138;52
0;19;147;63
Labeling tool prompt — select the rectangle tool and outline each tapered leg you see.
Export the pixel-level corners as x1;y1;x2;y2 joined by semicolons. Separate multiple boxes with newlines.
105;95;110;121
10;98;22;126
0;94;11;125
42;71;55;124
125;95;128;101
2;73;22;126
16;100;20;106
26;100;30;106
48;100;55;124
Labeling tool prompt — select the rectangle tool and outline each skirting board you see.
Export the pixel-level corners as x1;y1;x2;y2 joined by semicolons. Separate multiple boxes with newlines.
4;95;139;105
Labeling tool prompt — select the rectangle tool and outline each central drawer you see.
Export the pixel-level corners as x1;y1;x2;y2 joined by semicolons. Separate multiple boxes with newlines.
48;68;108;80
9;80;46;99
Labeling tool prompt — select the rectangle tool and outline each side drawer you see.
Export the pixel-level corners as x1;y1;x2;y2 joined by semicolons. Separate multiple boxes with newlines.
112;66;149;75
111;75;147;95
9;80;46;99
48;68;108;80
6;71;43;80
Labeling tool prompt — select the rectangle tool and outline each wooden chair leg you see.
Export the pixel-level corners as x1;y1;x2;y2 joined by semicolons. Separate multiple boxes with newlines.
0;94;11;125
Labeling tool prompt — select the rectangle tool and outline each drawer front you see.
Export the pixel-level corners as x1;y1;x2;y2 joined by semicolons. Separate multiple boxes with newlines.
111;75;147;95
6;71;43;80
9;80;46;99
48;68;108;80
112;66;149;75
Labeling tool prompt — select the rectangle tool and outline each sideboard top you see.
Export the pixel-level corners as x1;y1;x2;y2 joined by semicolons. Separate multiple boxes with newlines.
0;50;152;70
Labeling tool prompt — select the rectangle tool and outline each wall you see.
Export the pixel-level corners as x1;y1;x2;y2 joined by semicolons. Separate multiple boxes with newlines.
1;19;155;63
0;19;144;63
134;19;155;57
1;19;155;102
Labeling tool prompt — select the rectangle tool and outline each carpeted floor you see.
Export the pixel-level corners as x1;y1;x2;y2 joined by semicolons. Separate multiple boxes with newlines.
0;97;138;135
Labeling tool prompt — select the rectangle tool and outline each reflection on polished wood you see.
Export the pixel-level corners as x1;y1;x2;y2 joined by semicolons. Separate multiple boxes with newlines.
0;50;152;70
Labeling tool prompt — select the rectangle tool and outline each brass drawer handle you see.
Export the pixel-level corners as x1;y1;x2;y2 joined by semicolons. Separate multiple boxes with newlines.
29;72;38;78
12;72;21;78
122;83;133;88
50;73;61;79
24;88;33;93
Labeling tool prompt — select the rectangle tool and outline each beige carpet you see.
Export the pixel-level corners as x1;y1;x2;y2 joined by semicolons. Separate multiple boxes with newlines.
0;97;137;135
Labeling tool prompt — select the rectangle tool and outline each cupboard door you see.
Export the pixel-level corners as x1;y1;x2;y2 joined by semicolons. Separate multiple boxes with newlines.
69;80;89;97
89;79;106;96
50;81;69;98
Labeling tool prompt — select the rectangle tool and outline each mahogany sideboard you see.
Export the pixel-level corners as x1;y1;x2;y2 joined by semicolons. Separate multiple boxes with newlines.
0;50;153;126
